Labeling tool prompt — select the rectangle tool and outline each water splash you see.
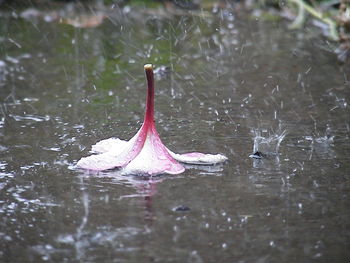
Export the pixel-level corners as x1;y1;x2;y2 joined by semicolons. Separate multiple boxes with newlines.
249;129;287;159
304;133;335;160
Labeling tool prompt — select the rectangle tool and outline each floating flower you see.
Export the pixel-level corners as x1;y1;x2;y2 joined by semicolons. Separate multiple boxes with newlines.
77;64;227;175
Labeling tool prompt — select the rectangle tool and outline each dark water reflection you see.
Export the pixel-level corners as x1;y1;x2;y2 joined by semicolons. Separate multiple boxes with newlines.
1;3;350;263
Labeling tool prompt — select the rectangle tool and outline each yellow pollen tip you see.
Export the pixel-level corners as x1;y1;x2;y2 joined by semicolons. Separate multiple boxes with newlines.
144;64;153;70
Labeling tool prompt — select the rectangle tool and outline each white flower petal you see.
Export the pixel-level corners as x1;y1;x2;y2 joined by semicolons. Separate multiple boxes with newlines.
168;151;228;165
91;137;128;154
76;152;122;171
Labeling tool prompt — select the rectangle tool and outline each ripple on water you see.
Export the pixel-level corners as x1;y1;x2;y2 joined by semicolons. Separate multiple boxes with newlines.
0;161;7;170
0;179;60;220
53;226;147;260
42;147;61;152
10;114;50;122
0;145;8;152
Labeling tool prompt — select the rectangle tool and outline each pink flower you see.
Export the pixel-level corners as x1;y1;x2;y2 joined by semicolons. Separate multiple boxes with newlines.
77;64;227;175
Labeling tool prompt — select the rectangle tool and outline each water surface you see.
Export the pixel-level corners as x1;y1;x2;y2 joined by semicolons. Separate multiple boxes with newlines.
0;3;349;263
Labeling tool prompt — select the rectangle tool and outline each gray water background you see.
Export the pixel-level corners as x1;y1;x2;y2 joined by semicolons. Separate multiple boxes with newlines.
0;2;349;263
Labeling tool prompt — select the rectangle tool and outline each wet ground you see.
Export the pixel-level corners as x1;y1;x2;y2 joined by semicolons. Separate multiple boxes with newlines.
0;2;350;263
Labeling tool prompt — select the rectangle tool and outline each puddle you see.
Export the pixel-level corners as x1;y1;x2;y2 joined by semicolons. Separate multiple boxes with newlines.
0;1;349;262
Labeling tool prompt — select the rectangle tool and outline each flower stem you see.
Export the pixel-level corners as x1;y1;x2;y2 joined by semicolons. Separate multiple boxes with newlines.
144;64;155;125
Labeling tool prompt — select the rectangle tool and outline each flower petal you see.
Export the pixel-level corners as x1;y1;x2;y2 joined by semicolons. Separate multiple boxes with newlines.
123;127;185;175
77;126;148;171
76;64;228;174
91;137;128;153
168;150;228;165
76;152;124;171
